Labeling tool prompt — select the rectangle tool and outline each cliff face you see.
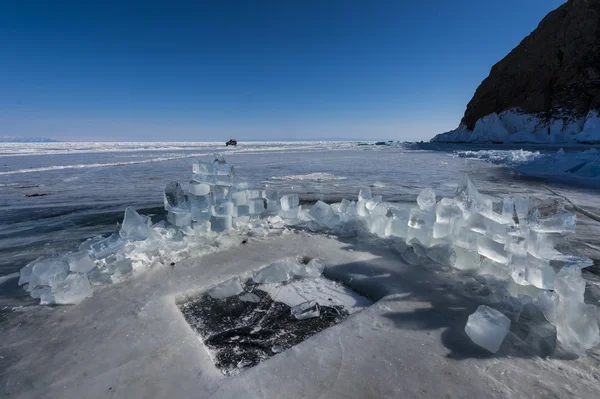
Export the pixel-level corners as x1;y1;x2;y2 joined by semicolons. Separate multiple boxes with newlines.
433;0;600;143
464;0;600;129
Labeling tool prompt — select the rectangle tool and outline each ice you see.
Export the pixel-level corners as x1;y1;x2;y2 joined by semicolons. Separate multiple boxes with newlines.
119;207;153;241
53;273;92;305
214;201;234;216
477;236;511;265
479;258;510;280
365;196;382;211
408;207;435;230
189;181;211;196
530;207;576;234
18;258;38;286
453;247;481;270
389;218;408;239
164;182;189;211
370;203;388;217
235;205;250;217
417;188;436;211
231;190;249;206
208;277;244;299
455;174;479;216
253;258;303;284
66;251;96;273
551;267;600;355
303;258;326;277
435;198;461;223
369;216;390;237
167;210;192;227
239;293;261;303
309;201;340;229
251;257;324;284
465;305;511;353
192;160;215;176
280;206;301;221
210;215;232;232
358;186;372;201
89;233;126;260
291;300;321;320
432;221;451;239
248;198;266;215
29;258;69;289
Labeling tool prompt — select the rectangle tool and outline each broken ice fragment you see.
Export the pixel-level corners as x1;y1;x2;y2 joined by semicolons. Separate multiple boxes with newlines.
291;301;320;320
239;293;261;303
52;273;92;305
465;305;510;353
119;207;153;241
164;182;189;211
66;251;96;273
455;174;479;216
358;186;372;201
417;188;436;211
89;233;126;260
309;201;340;229
208;277;244;299
252;258;303;284
303;258;326;277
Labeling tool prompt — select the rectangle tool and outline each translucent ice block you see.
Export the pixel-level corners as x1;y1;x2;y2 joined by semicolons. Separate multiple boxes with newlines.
208;277;244;299
167;210;192;227
465;305;510;353
417;188;436;211
309;201;340;229
66;251;96;273
119;207;153;241
210;215;232;232
164;182;190;211
280;194;299;210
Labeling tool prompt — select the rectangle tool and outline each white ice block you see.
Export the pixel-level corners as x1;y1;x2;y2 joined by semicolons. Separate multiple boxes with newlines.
465;305;510;353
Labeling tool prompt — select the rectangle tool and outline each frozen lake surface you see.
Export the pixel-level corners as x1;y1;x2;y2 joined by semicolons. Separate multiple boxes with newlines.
1;141;600;398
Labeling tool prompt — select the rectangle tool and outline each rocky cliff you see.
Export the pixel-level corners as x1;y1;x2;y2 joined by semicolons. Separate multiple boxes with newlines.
432;0;600;144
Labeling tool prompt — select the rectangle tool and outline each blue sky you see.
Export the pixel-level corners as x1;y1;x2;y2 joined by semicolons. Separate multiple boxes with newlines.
0;0;565;142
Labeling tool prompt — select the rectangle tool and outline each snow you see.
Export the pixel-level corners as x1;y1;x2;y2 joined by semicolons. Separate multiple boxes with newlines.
432;109;600;144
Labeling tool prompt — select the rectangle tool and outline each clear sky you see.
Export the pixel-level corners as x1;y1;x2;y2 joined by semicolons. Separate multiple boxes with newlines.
0;0;565;142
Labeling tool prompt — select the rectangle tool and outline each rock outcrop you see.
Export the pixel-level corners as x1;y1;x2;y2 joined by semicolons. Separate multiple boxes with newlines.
432;0;600;144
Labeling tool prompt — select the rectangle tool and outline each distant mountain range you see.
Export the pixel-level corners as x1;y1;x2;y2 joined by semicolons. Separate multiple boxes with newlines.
0;136;61;143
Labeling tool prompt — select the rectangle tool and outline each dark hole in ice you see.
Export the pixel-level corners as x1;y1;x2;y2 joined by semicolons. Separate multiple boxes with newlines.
178;281;351;375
